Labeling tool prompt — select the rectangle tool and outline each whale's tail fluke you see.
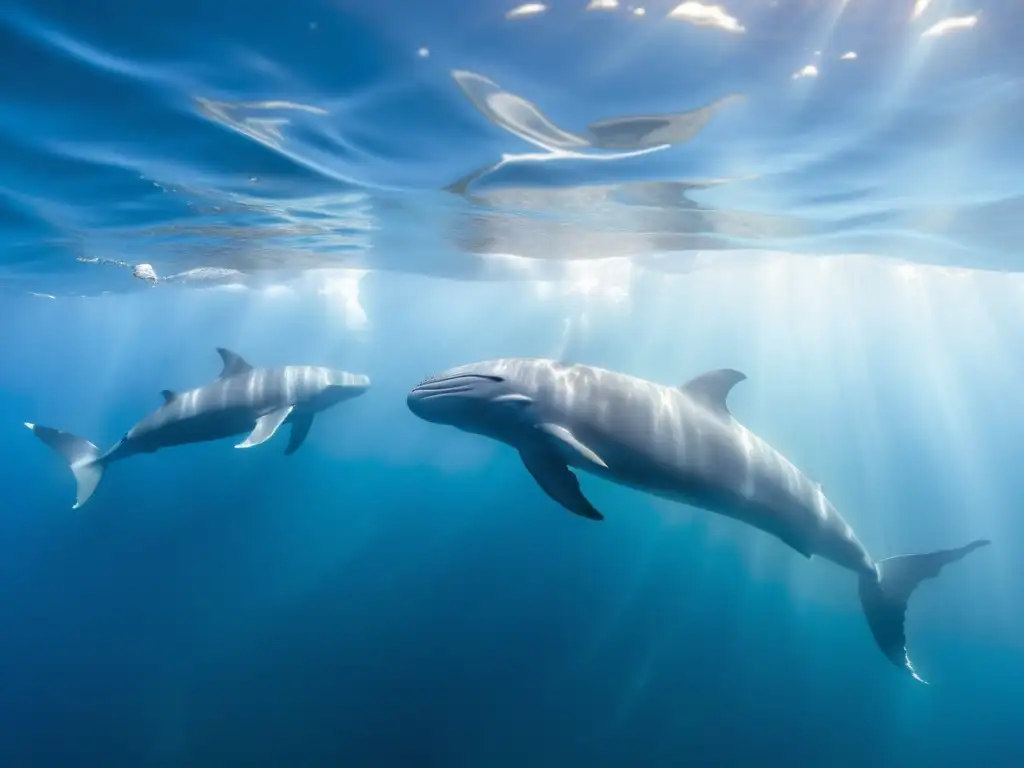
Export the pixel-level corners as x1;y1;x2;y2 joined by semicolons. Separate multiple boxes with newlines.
858;538;990;683
25;422;105;509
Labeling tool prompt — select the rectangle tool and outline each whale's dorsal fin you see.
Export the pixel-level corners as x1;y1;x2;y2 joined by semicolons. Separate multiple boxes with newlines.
160;389;178;405
680;368;747;417
216;347;254;378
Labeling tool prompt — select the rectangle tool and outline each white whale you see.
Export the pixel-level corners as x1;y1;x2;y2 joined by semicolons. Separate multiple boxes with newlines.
407;357;989;682
28;348;370;508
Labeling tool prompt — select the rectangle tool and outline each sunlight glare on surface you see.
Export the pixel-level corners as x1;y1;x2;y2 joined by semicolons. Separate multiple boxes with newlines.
668;2;745;33
506;3;547;20
871;6;979;121
921;15;979;38
912;0;932;19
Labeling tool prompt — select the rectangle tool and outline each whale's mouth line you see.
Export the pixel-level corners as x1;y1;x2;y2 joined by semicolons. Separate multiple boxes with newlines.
411;385;474;400
412;373;503;394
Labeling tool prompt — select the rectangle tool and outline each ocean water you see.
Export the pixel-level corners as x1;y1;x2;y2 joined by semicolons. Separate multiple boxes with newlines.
1;0;1023;765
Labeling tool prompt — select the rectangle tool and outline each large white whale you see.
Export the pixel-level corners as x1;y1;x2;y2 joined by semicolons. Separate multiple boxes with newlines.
27;347;370;509
407;357;989;682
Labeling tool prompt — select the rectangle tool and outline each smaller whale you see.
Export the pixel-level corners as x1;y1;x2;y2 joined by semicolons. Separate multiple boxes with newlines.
407;357;990;681
27;347;370;509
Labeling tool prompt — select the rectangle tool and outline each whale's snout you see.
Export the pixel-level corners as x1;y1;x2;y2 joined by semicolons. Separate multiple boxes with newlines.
349;373;371;394
406;381;449;422
330;371;371;395
406;389;424;416
407;370;511;428
323;371;371;407
406;373;496;423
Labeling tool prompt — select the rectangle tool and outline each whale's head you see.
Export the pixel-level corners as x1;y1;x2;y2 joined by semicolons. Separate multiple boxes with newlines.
407;360;533;437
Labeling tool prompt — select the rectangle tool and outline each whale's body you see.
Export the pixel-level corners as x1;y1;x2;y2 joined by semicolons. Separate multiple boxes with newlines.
407;357;989;682
28;348;370;508
118;363;366;455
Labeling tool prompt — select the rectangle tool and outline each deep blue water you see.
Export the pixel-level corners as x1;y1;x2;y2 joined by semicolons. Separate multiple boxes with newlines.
1;1;1023;765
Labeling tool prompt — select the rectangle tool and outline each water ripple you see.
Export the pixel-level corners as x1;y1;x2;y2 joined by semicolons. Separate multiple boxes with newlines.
1;0;1022;296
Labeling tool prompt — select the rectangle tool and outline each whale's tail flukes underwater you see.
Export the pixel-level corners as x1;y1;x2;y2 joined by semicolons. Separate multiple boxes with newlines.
25;422;106;509
860;538;991;683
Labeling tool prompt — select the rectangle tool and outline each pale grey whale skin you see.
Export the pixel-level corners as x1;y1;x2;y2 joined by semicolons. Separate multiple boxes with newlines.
27;347;370;509
407;357;990;682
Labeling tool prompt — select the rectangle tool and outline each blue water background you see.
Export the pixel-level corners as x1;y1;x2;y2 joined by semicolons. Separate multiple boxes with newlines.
3;262;1022;765
1;0;1023;765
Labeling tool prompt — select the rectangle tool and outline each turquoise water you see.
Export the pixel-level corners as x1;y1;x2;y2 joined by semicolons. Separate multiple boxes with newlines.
1;1;1022;765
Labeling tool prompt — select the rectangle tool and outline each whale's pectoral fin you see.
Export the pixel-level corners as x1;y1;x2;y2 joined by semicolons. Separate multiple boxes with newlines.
519;449;604;521
217;347;254;378
536;423;608;469
284;414;314;456
235;406;294;449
